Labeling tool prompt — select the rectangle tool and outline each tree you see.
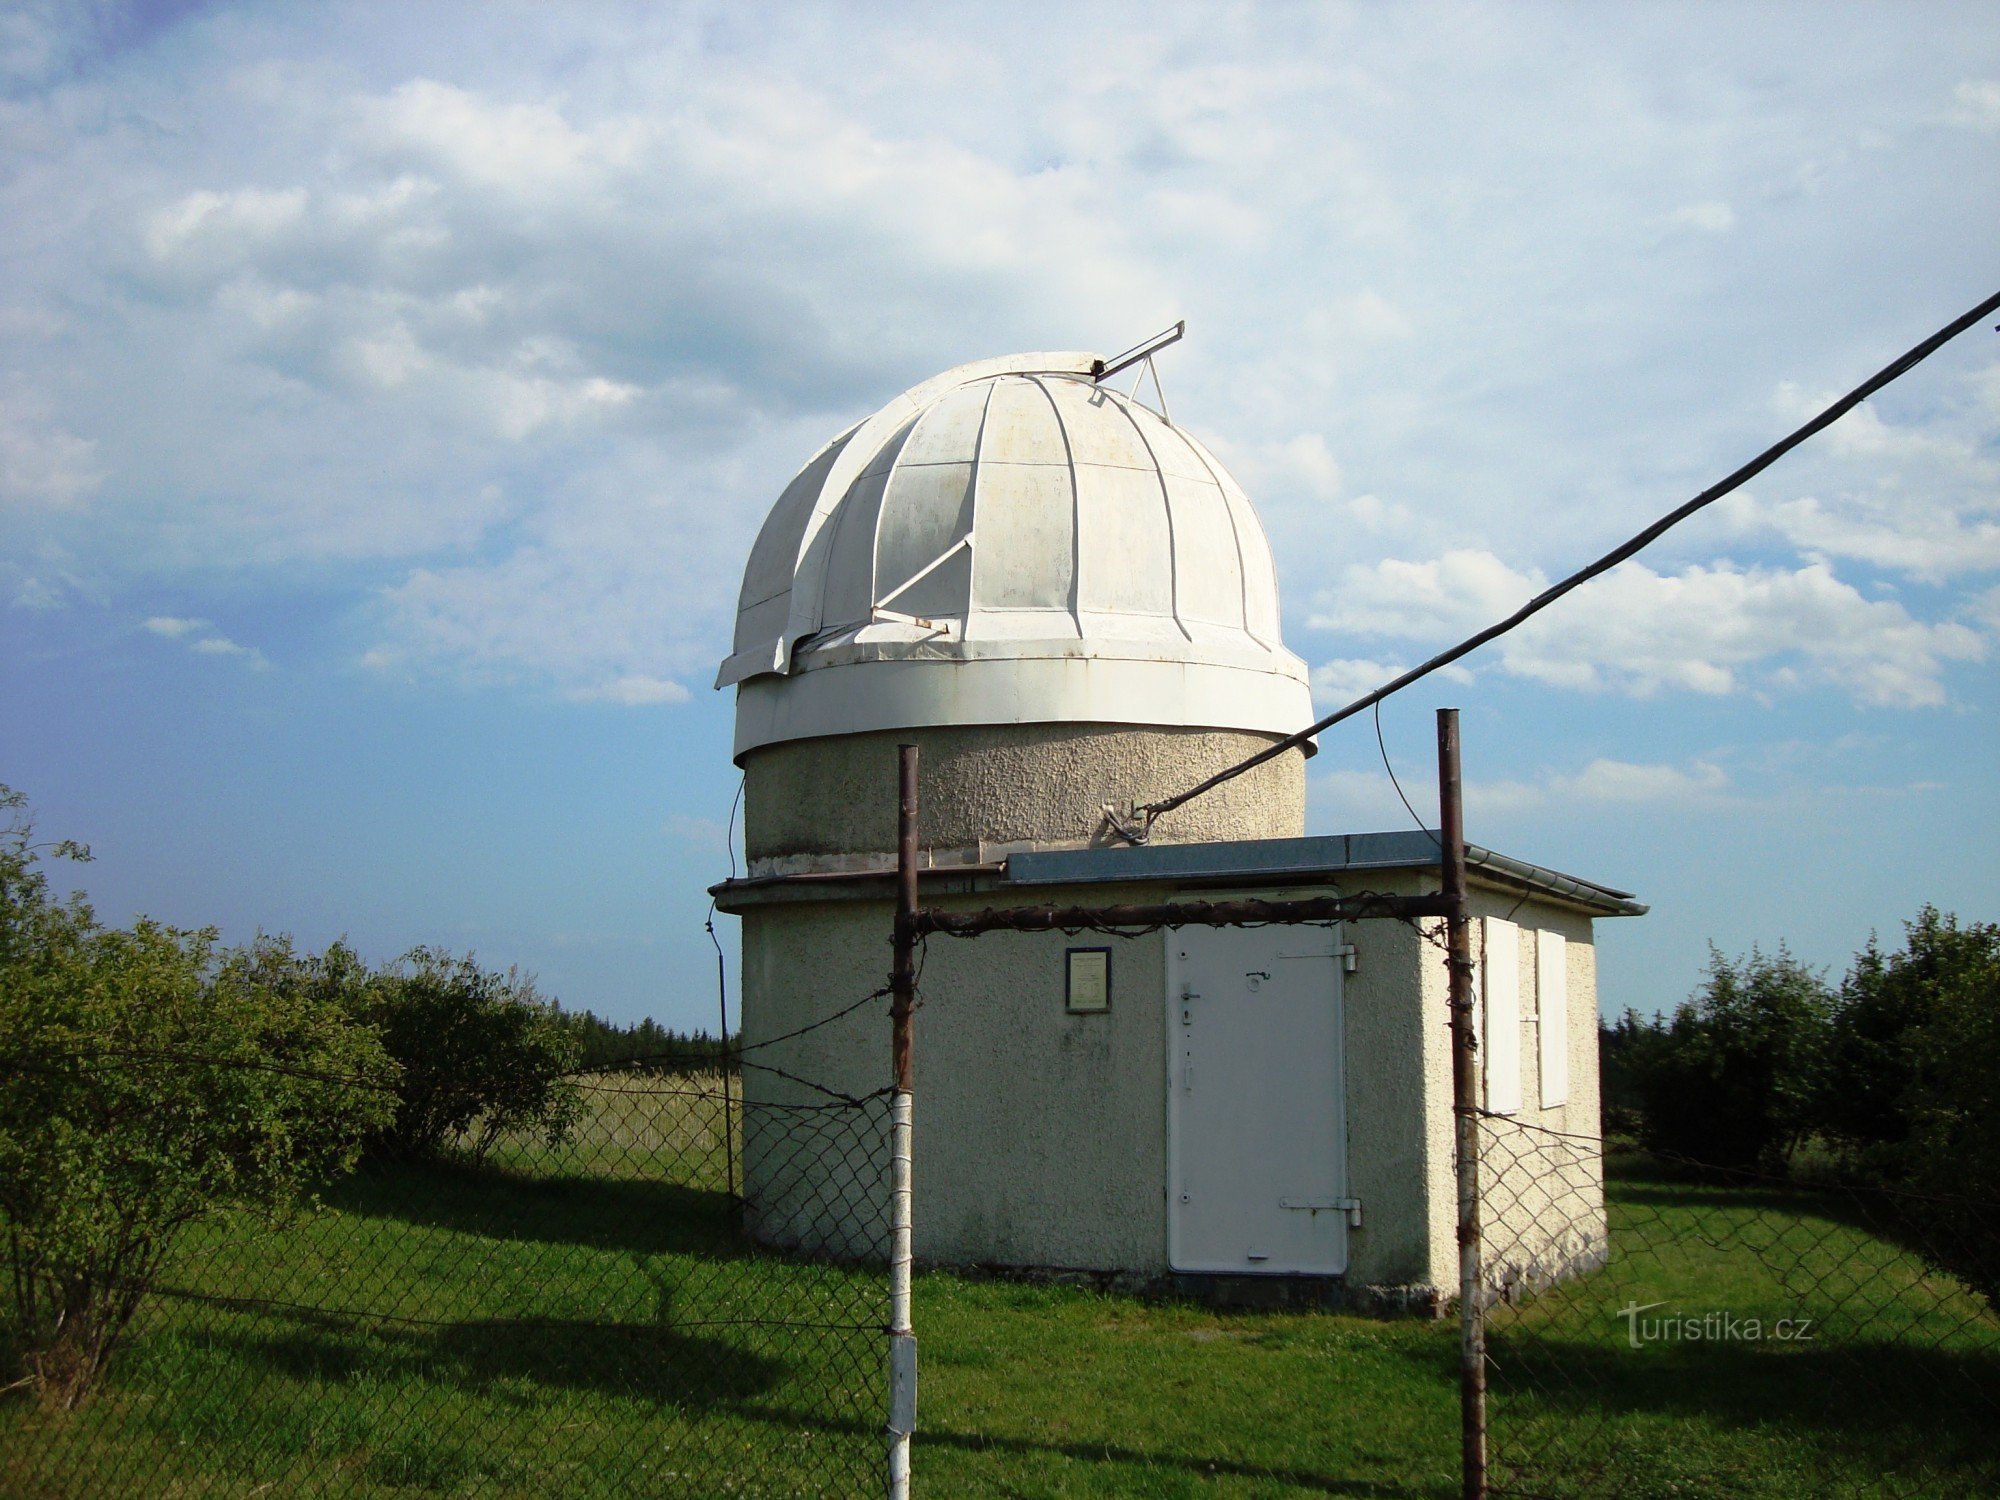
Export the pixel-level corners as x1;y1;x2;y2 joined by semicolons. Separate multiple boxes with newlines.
1825;908;2000;1305
1627;945;1832;1171
356;947;582;1163
0;788;395;1408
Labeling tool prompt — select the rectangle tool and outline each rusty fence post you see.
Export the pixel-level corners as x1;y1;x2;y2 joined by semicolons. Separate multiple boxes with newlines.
1438;707;1487;1500
887;744;919;1499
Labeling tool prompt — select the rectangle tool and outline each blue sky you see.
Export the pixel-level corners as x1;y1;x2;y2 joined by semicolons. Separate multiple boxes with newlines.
3;1;1996;1029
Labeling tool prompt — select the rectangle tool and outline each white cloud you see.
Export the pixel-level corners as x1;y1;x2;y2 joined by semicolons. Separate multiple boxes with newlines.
1311;550;1533;641
1730;492;2000;580
190;635;270;669
573;674;690;707
142;615;269;669
363;471;735;703
1670;201;1735;232
1310;754;1728;827
10;572;72;610
1552;758;1728;803
354;79;629;194
0;386;101;505
1273;433;1344;500
1695;376;2000;583
142;187;310;272
1769;384;1957;463
1474;758;1730;815
1314;551;1986;708
1309;655;1470;707
1951;80;2000;130
1311;657;1407;704
2;2;1997;719
1308;768;1418;829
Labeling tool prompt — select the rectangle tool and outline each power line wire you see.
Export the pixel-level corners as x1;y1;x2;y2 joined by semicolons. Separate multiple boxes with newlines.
1129;286;2000;839
1376;698;1437;846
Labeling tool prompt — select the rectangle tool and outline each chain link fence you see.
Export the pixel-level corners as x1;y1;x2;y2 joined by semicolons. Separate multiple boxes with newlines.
9;1046;1999;1497
1480;1113;2000;1499
3;1058;890;1498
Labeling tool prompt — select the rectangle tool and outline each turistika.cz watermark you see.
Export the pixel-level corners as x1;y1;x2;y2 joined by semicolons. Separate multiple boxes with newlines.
1616;1301;1816;1349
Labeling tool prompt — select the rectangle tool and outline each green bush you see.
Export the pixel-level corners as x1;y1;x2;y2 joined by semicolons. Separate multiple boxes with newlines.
356;947;582;1163
1824;908;2000;1306
1626;945;1832;1172
0;788;396;1409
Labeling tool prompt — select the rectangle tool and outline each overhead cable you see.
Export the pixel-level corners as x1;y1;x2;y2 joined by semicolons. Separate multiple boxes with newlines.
1127;286;2000;839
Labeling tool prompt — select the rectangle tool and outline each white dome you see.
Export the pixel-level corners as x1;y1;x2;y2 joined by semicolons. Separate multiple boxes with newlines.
718;351;1314;759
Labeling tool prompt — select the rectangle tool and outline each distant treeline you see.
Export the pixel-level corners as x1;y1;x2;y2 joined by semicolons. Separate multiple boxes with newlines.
1598;905;1998;1309
549;1004;735;1074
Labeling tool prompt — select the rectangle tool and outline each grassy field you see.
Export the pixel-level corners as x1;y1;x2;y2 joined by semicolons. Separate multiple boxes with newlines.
2;1078;1994;1498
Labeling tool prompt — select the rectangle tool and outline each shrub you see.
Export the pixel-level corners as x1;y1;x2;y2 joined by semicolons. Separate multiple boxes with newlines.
0;788;395;1408
1626;945;1832;1171
357;947;582;1163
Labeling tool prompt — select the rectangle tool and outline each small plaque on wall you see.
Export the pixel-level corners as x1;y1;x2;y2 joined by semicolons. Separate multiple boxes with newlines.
1065;946;1111;1014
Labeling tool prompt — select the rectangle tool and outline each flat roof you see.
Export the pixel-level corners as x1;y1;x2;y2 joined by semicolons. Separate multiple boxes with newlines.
712;829;1646;919
1005;831;1646;918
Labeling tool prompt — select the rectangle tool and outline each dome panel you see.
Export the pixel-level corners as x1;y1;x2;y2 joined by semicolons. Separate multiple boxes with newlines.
874;460;974;609
858;416;918;481
818;468;890;630
978;377;1067;466
1143;420;1222;485
1043;376;1157;472
898;380;992;468
718;352;1312;759
1075;462;1173;616
971;462;1075;610
888;541;972;620
736;429;853;620
1162;473;1245;628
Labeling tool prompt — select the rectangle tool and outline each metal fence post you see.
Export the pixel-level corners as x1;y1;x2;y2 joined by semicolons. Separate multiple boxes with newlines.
887;744;919;1499
1438;707;1487;1500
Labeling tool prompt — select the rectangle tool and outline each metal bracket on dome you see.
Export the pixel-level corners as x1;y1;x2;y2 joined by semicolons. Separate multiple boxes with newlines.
876;534;974;614
1092;321;1185;382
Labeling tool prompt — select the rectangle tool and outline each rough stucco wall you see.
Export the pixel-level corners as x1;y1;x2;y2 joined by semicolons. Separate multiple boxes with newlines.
1312;875;1442;1295
1327;879;1617;1302
737;891;1170;1273
743;724;1305;864
735;866;1613;1299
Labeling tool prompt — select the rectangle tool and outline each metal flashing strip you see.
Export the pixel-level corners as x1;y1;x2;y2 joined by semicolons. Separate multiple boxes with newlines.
1004;832;1646;917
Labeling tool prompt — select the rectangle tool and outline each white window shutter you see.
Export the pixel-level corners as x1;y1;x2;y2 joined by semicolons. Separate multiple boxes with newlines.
1538;930;1569;1108
1482;917;1522;1115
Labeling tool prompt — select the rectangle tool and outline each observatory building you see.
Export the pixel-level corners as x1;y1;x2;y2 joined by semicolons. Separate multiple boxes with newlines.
712;349;1643;1306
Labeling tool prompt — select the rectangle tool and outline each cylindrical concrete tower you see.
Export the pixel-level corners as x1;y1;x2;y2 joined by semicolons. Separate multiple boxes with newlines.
717;350;1316;871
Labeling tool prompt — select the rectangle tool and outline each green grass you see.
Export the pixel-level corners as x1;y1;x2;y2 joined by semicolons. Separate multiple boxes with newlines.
2;1086;1994;1498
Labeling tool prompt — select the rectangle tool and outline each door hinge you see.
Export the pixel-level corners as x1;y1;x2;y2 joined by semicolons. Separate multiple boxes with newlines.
1335;943;1358;974
1281;1195;1363;1229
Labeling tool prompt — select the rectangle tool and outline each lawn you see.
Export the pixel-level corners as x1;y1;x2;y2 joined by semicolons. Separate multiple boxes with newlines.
2;1080;1993;1498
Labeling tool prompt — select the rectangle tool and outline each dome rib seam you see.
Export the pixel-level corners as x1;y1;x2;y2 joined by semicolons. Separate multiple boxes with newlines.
1024;374;1083;628
1177;427;1257;641
962;379;1000;611
1101;387;1197;646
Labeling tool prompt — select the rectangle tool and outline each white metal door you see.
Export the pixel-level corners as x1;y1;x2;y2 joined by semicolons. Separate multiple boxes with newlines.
1167;925;1348;1275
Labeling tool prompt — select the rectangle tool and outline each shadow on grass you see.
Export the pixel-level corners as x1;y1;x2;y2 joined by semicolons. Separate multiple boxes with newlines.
1482;1332;2000;1487
187;1310;790;1410
725;1402;1446;1498
1607;1151;1996;1276
322;1162;744;1261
